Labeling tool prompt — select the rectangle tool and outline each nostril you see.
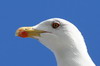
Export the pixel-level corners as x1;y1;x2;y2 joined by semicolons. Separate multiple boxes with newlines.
25;29;27;30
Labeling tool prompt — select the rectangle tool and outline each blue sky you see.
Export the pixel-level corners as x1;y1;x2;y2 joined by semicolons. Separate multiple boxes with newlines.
0;0;100;66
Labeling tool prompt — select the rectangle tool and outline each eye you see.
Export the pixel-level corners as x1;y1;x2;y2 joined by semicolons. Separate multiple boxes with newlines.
52;22;60;29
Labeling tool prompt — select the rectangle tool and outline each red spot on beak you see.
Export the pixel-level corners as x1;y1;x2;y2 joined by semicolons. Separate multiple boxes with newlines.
18;31;28;38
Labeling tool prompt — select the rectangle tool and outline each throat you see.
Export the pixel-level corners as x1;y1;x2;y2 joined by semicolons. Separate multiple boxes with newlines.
39;32;95;66
54;48;82;66
53;47;95;66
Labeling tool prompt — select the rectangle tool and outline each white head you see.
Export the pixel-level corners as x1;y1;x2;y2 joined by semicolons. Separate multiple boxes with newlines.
16;18;86;53
16;18;95;66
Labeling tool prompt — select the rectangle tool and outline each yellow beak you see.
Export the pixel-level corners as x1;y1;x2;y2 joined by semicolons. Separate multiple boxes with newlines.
16;27;47;38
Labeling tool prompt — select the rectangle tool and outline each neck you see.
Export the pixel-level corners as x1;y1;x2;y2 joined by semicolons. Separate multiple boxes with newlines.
52;42;95;66
52;31;95;66
40;33;95;66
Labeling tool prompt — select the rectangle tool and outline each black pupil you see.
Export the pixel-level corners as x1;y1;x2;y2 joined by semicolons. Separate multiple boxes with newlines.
52;23;60;28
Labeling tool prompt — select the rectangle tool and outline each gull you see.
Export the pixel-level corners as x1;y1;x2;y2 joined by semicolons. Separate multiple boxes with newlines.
16;18;96;66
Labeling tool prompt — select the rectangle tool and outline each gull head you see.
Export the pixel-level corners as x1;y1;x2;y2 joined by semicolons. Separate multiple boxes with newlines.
16;18;84;52
16;18;96;66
